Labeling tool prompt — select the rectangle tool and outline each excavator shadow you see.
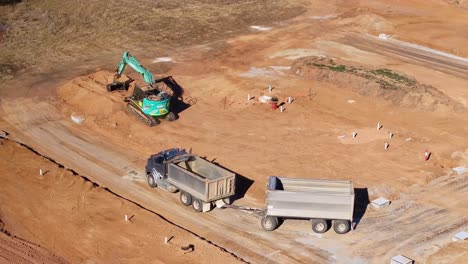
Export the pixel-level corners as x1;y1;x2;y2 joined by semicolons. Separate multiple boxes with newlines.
155;76;196;117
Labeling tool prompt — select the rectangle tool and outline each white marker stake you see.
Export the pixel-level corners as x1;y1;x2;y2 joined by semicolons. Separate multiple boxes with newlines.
125;215;128;222
280;106;284;112
352;132;357;138
164;237;168;244
247;94;250;102
389;132;393;138
39;169;43;176
385;142;389;150
268;84;272;93
377;122;381;131
288;97;292;104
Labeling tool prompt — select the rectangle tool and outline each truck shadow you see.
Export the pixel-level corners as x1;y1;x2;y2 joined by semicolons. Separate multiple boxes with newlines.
155;76;196;117
210;161;254;203
353;188;369;229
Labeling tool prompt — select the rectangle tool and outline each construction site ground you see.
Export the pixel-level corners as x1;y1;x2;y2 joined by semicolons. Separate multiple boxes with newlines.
1;0;467;263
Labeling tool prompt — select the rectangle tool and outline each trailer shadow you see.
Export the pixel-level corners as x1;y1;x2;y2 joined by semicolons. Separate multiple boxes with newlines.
210;161;254;203
353;188;369;229
155;76;196;118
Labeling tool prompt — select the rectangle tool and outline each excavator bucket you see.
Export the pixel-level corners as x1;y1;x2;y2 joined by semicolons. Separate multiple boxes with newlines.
106;81;129;92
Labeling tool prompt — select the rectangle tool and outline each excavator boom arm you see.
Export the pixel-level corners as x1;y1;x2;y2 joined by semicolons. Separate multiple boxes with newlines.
115;51;155;86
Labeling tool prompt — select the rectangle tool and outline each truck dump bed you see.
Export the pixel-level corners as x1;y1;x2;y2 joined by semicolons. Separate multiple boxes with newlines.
167;155;235;202
266;176;354;221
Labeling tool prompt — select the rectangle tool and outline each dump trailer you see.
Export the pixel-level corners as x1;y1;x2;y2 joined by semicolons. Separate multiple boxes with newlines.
261;176;355;234
145;148;236;212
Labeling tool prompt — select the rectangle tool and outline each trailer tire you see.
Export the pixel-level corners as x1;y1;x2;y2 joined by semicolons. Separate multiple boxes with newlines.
261;216;279;231
180;192;192;206
333;220;351;234
192;198;203;212
147;173;157;188
312;219;329;234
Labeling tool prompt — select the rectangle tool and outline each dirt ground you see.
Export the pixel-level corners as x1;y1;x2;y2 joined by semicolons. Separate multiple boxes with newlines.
0;138;241;264
1;0;468;263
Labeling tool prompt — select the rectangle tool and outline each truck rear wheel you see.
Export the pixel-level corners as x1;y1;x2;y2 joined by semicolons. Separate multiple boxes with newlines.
312;219;329;233
147;173;157;188
192;198;203;212
167;184;178;193
333;220;351;234
261;216;279;231
180;192;192;206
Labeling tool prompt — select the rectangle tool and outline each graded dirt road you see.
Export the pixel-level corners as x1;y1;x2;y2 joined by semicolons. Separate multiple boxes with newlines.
1;0;468;263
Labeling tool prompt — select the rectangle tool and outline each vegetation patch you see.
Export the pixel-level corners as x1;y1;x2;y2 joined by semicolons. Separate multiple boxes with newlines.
305;58;417;90
291;56;464;111
311;63;347;72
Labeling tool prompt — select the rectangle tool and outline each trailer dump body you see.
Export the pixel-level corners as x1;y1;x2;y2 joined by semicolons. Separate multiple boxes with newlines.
267;177;354;220
168;156;235;202
262;176;355;233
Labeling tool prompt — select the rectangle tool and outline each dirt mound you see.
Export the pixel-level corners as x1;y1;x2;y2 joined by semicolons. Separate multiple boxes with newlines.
57;70;134;134
291;56;464;112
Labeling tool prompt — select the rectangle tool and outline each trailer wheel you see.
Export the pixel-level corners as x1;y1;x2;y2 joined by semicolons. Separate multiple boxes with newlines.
192;198;203;212
147;173;157;188
261;216;279;231
312;219;329;233
333;220;351;234
180;192;192;206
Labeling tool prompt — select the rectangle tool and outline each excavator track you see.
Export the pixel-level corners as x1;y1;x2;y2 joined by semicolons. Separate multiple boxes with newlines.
127;102;160;127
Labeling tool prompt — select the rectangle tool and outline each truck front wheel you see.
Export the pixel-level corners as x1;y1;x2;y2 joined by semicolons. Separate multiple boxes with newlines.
312;219;329;233
261;216;279;231
147;173;157;188
333;220;351;234
180;192;192;206
192;198;203;212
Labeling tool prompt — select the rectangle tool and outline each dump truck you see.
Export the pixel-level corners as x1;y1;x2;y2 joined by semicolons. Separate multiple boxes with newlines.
261;176;355;234
145;148;236;212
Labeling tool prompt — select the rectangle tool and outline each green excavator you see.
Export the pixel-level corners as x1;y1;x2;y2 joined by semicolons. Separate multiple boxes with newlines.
107;52;176;126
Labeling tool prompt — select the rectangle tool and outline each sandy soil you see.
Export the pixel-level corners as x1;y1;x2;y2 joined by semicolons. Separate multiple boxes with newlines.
0;222;67;264
1;0;468;263
0;138;241;264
